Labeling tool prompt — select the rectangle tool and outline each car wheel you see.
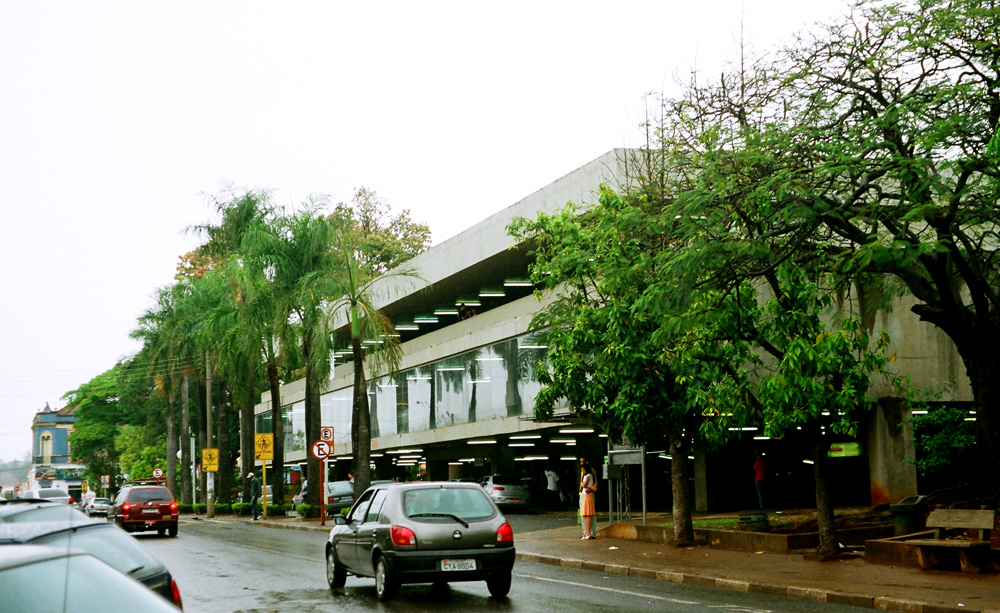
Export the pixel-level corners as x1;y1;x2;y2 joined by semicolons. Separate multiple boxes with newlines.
326;548;347;589
374;556;397;602
168;525;178;537
486;572;511;598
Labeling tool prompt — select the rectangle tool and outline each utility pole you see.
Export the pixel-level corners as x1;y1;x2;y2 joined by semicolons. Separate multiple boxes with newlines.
206;352;215;519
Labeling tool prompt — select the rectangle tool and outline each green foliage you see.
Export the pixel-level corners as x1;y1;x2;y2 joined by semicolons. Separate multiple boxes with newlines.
296;503;314;517
232;502;250;515
115;425;165;484
912;405;976;485
177;504;194;514
213;503;232;514
192;504;207;514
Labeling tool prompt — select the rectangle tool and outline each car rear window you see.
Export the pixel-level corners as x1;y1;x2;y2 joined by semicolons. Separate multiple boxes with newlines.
126;488;172;503
38;490;68;499
328;482;354;496
490;476;523;486
0;505;88;524
30;524;162;577
403;487;496;521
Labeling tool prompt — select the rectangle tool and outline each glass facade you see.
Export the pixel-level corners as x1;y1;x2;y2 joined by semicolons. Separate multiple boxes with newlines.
256;332;550;451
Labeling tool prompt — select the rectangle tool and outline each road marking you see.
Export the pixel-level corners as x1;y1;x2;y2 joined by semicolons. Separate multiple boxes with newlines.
515;573;700;605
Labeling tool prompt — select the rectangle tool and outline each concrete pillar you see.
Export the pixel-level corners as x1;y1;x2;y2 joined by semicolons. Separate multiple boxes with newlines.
867;397;918;504
693;447;708;512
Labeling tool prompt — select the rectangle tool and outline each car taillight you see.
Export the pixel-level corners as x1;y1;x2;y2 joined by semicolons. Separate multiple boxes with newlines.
327;496;334;503
170;501;178;511
122;503;131;511
170;578;183;609
492;486;504;491
496;522;513;543
390;525;417;546
68;496;74;504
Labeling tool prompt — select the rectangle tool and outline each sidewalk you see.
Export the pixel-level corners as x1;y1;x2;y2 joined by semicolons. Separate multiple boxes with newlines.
208;513;1000;613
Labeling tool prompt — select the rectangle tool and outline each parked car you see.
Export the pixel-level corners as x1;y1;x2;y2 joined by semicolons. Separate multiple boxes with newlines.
326;480;355;511
15;488;72;505
108;485;178;537
81;497;111;517
0;545;181;612
478;475;531;509
0;519;183;608
325;481;515;601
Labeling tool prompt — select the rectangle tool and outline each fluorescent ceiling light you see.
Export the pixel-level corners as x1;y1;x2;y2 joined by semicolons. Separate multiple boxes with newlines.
406;376;431;381
437;367;464;372
468;440;496;445
520;345;548;349
478;289;505;297
504;280;533;287
753;436;770;440
467;379;491;384
475;357;502;362
395;323;419;331
459;458;474;462
455;299;481;307
559;428;594;434
387;449;422;454
550;438;574;443
509;443;534;447
510;435;541;440
560;457;576;461
434;309;459;316
449;462;463;466
414;315;439;323
370;453;383;458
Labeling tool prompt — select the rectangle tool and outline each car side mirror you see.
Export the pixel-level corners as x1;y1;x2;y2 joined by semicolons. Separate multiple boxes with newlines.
334;515;347;525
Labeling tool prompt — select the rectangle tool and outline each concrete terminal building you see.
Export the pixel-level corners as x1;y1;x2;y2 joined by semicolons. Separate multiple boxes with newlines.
254;150;971;512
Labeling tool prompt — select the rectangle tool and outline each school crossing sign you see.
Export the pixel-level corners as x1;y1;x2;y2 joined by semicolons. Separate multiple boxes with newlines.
254;434;274;461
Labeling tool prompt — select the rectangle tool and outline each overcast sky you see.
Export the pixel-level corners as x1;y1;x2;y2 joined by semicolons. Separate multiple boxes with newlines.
0;1;851;462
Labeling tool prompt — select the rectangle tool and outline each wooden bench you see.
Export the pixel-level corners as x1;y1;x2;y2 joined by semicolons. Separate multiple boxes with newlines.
906;508;995;573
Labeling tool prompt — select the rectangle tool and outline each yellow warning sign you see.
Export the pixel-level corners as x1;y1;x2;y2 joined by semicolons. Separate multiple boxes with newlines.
254;433;274;461
202;448;219;472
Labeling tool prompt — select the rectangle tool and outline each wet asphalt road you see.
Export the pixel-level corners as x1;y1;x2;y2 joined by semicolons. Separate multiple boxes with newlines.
137;514;869;613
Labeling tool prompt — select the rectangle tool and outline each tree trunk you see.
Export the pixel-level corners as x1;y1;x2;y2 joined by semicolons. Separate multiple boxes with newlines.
180;373;191;505
268;362;284;509
505;340;523;417
352;336;371;499
241;360;256;504
198;378;207;504
216;380;231;505
304;353;322;509
813;439;839;556
669;434;695;546
165;378;177;498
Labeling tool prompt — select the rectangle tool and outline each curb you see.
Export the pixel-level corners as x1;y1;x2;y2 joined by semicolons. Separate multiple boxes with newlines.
514;551;994;613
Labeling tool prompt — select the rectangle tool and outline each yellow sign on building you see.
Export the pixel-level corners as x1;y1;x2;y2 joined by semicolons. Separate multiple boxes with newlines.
254;434;274;461
202;448;219;472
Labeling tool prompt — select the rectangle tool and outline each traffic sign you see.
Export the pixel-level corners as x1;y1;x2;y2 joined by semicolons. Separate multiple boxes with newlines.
311;440;331;460
320;426;334;442
100;475;110;489
254;433;274;461
202;448;219;472
152;467;163;479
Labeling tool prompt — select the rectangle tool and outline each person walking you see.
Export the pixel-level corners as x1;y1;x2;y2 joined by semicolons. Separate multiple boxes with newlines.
249;472;262;521
543;464;561;510
579;461;596;539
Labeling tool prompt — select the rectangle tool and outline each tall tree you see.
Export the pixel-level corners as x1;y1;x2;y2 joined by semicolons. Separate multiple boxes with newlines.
650;0;1000;492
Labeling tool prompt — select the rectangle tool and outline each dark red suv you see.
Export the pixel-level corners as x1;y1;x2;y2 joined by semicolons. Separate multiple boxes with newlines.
108;485;179;537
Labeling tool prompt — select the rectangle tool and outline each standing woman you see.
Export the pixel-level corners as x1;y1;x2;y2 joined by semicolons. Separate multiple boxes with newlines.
579;461;596;539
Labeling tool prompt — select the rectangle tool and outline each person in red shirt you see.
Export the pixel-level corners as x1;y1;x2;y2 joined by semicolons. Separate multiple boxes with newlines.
753;451;767;509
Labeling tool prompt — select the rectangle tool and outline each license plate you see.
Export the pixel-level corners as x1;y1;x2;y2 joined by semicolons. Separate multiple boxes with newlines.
142;509;159;514
163;515;172;520
441;559;476;572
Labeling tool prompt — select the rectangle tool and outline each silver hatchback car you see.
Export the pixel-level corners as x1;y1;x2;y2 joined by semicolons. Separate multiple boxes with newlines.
478;475;531;509
325;481;515;601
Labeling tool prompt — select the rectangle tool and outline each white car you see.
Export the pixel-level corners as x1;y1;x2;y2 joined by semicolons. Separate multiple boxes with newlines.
16;489;72;505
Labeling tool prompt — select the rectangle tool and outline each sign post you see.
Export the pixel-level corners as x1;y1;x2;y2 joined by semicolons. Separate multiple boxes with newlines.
255;434;274;519
311;440;331;526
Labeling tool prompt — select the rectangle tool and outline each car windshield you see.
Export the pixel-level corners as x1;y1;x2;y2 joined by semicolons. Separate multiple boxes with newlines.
127;488;172;503
29;524;162;578
403;487;496;521
0;505;90;524
38;490;68;499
